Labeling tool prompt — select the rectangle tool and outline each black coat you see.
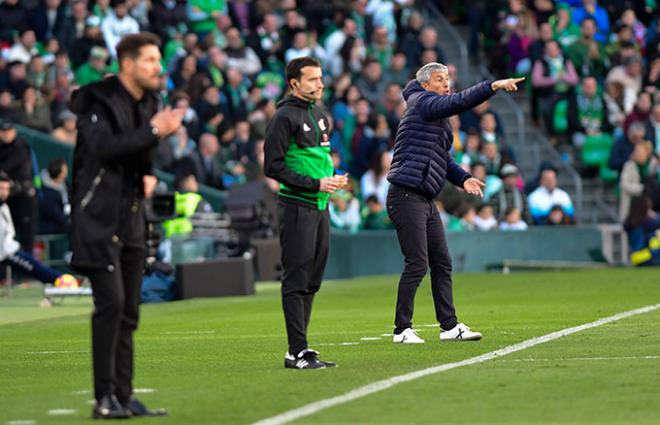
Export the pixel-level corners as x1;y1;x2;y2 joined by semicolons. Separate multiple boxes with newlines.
31;2;68;42
38;185;70;234
69;76;160;271
0;136;34;197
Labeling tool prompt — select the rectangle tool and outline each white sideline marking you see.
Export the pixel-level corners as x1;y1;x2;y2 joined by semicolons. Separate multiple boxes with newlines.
360;337;382;341
47;409;77;416
253;303;660;425
26;350;87;355
162;330;216;335
500;355;660;363
134;388;155;394
73;389;91;395
6;421;36;425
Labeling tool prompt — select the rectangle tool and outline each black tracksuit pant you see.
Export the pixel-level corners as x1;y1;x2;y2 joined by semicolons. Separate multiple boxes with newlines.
278;200;329;356
86;200;147;403
386;184;458;333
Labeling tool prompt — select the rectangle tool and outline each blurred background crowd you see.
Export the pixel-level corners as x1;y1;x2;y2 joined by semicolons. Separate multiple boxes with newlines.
0;0;658;264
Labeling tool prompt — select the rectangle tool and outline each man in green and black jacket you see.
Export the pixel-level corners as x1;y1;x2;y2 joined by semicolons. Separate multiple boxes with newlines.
264;56;348;369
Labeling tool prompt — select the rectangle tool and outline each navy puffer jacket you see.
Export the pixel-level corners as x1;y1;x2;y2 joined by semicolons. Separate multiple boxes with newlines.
387;79;496;198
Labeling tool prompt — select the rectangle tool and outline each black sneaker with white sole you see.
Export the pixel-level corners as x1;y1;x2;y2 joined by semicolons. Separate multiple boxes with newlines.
284;349;337;369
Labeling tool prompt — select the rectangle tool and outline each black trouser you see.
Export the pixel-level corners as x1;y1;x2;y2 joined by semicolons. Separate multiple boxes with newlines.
387;184;458;333
278;200;329;356
8;195;36;252
87;244;145;403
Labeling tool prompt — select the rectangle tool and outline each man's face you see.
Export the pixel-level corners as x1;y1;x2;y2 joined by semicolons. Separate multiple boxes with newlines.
632;144;650;164
0;92;12;108
504;174;517;187
0;128;17;144
541;170;557;191
125;45;162;91
72;1;87;19
181;175;198;193
372;27;388;45
91;56;107;71
480;114;496;132
420;29;437;48
626;61;642;77
293;66;324;102
545;41;560;58
386;85;401;102
539;23;553;41
421;71;450;95
21;31;36;49
365;62;382;82
114;3;128;18
582;77;597;97
263;14;278;33
581;20;596;39
226;29;242;49
0;181;10;202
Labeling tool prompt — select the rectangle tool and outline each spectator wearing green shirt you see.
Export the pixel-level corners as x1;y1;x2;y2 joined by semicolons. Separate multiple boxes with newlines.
566;18;610;79
187;0;226;35
362;195;392;230
75;46;109;86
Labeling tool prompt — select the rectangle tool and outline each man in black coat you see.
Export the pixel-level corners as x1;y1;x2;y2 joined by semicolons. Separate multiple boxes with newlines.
38;157;70;234
387;62;523;344
70;32;183;419
0;118;37;252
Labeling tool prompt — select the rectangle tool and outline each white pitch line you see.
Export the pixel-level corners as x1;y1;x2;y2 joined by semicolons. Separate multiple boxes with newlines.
134;388;156;394
162;331;216;335
360;337;382;341
26;350;88;355
47;409;77;416
252;303;660;425
499;355;660;363
6;421;36;425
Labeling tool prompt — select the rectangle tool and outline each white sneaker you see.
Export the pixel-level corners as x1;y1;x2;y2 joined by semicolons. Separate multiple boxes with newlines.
440;323;482;341
393;328;425;344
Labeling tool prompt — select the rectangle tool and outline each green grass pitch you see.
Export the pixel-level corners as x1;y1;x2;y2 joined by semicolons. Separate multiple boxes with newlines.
1;268;659;424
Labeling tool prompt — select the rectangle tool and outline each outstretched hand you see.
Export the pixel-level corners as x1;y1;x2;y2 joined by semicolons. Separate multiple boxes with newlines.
463;177;486;197
492;77;526;92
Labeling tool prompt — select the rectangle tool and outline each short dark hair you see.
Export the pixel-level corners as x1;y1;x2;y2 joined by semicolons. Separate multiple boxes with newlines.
0;170;10;183
174;171;196;191
47;158;66;180
116;32;161;67
285;56;321;88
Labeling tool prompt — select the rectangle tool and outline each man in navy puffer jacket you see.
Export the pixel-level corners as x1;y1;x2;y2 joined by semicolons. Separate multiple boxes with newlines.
388;62;524;344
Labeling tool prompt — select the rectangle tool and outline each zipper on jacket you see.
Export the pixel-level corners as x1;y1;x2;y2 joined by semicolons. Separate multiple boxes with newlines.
80;168;106;210
308;104;320;146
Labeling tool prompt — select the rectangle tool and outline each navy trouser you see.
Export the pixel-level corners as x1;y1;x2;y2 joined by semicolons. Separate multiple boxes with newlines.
2;250;61;283
387;184;458;333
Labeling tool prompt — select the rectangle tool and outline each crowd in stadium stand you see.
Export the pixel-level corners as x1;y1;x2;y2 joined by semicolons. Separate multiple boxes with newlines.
0;0;658;265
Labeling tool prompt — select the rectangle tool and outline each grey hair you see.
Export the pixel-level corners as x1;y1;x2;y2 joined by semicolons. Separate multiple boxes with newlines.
416;62;448;84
